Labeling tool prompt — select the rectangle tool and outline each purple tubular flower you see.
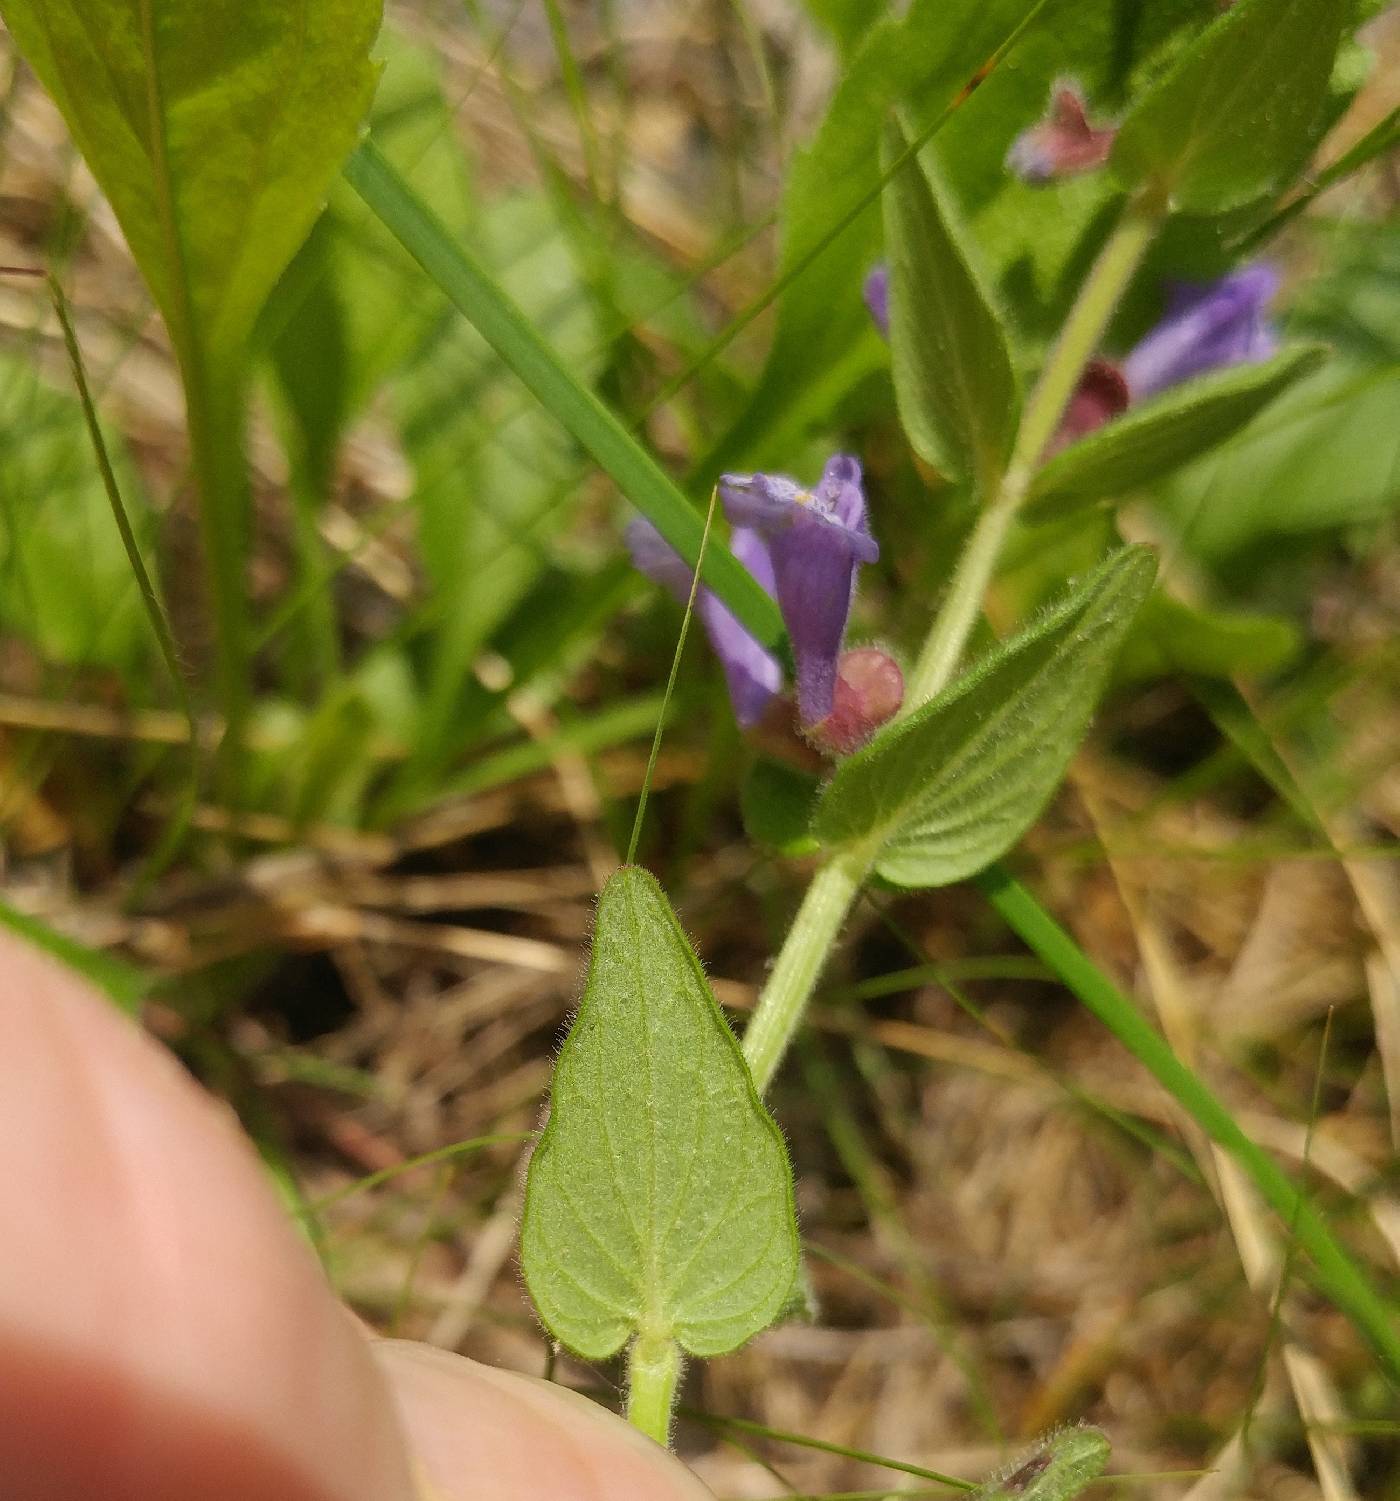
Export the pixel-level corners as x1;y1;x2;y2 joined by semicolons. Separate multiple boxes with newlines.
863;264;889;338
719;455;879;726
1123;264;1280;400
625;517;782;727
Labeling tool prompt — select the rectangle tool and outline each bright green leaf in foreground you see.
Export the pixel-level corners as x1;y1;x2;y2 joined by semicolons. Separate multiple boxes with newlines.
882;117;1019;491
0;0;384;363
1110;0;1347;215
520;867;799;1361
814;547;1156;888
1026;345;1326;521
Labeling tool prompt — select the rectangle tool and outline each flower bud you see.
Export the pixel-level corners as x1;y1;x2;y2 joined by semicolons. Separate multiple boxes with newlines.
1006;84;1115;185
806;647;904;757
1047;358;1129;456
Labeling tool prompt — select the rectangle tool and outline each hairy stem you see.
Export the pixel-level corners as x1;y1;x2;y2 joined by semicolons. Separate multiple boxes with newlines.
906;194;1160;710
742;845;871;1095
741;195;1163;1095
626;1333;683;1446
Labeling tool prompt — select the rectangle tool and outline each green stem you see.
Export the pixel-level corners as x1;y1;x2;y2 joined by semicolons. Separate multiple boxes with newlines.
742;844;870;1096
626;1333;683;1445
741;196;1164;1096
906;194;1160;711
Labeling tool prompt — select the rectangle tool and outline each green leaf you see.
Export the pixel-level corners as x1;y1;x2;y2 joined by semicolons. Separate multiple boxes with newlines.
520;866;799;1360
0;352;152;676
346;140;784;656
973;1425;1110;1500
704;0;1039;476
0;0;384;363
1026;345;1326;519
741;760;821;857
882;117;1019;489
1117;592;1300;683
1156;363;1400;560
814;547;1155;888
1110;0;1348;215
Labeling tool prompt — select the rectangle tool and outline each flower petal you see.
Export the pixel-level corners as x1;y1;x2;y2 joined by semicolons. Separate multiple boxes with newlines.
863;265;889;338
624;517;781;728
1123;264;1280;399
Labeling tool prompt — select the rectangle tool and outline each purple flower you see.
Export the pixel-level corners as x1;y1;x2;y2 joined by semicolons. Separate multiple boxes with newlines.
719;456;879;726
1123;265;1279;400
863;265;889;339
1006;83;1116;185
626;517;782;727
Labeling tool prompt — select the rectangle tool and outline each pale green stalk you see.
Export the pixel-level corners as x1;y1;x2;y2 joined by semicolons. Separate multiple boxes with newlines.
905;195;1160;709
626;1333;683;1446
741;195;1163;1095
743;844;872;1095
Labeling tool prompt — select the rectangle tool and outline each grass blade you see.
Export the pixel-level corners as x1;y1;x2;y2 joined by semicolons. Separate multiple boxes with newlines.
343;139;784;654
976;863;1400;1386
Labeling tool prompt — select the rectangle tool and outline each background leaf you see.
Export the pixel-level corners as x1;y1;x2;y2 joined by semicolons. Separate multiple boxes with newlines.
1154;363;1400;563
1026;345;1326;519
814;547;1156;887
347;140;784;656
1110;0;1348;215
703;0;1039;476
882;118;1019;489
0;0;384;362
520;866;799;1360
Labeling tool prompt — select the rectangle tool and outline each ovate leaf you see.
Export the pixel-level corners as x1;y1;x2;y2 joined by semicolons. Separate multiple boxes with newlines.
521;866;799;1360
814;548;1155;888
882;117;1019;489
1110;0;1348;215
1026;345;1326;520
0;0;384;362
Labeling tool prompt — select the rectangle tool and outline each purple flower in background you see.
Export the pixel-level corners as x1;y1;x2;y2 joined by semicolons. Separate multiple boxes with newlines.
1123;265;1279;400
1006;83;1117;186
863;265;890;339
720;456;880;726
626;517;782;727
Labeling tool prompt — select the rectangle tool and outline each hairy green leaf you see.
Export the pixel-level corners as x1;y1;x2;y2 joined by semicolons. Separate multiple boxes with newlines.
1110;0;1348;215
972;1425;1110;1499
814;547;1155;887
882;118;1019;489
0;0;384;363
1026;345;1326;519
521;866;799;1360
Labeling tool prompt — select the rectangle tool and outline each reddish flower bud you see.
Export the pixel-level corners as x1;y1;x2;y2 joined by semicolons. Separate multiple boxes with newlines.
806;647;904;757
1046;358;1130;456
1006;84;1116;185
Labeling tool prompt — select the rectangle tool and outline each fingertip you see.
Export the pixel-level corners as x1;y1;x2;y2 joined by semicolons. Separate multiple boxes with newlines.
375;1341;712;1501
